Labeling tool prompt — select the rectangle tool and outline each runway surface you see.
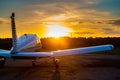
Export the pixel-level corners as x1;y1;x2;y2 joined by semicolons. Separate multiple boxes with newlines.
0;54;120;80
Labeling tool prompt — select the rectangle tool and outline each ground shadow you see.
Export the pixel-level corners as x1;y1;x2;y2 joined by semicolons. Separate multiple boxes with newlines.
52;66;61;80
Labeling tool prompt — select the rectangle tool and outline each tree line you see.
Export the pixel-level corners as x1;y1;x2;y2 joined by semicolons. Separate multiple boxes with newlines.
0;37;120;50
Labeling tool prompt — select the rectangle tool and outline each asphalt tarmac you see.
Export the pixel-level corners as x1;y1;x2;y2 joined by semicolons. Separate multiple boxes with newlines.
0;54;120;80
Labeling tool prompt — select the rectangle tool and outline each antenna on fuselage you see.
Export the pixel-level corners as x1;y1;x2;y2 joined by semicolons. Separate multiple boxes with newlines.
10;12;17;53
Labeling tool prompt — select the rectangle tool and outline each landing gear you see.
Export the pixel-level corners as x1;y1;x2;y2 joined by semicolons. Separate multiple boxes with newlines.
32;60;36;67
0;58;5;68
53;57;59;67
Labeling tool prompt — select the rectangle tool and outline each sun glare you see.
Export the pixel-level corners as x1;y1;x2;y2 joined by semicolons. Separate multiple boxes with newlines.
46;25;72;38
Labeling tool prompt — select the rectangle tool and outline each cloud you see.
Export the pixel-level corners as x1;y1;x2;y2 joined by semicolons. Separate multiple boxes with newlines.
73;32;94;35
108;19;120;26
71;26;120;37
102;28;118;34
0;21;3;24
0;18;8;24
27;0;98;5
27;2;111;24
14;0;111;28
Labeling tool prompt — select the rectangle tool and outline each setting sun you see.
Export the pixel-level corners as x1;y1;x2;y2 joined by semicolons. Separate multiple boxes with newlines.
45;25;72;38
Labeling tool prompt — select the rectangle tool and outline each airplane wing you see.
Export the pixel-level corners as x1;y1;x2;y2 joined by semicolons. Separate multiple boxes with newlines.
0;49;11;57
0;49;10;52
10;44;113;58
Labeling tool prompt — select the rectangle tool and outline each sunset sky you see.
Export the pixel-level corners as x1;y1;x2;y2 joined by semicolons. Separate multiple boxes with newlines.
0;0;120;38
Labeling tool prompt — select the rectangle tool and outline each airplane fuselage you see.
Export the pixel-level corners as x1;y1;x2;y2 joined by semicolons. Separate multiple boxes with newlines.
15;34;42;52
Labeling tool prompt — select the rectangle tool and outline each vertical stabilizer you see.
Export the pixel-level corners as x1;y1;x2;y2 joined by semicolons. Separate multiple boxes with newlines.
10;12;17;53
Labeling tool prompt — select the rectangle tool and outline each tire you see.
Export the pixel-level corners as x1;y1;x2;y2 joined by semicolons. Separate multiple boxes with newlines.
32;61;36;67
0;60;5;68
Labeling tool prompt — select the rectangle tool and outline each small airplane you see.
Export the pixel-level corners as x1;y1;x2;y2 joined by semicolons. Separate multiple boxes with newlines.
0;13;114;68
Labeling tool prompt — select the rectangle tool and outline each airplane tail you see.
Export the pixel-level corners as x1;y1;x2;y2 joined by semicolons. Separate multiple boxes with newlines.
10;12;18;53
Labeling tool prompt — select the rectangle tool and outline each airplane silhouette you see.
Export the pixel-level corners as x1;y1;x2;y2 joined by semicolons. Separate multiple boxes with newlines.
0;13;114;68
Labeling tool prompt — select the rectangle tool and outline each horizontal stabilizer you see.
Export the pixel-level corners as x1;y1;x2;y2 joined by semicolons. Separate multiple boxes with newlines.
0;45;114;58
0;49;11;57
11;52;52;57
8;44;114;58
52;44;114;57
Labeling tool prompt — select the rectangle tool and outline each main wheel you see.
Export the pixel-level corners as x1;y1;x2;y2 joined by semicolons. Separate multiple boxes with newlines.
53;57;60;67
32;60;36;67
0;58;5;68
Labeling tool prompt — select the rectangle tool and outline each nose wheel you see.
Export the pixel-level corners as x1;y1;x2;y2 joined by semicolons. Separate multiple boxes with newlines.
0;58;5;68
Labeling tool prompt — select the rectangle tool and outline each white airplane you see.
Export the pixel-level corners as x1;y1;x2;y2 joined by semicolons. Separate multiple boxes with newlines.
0;13;114;67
